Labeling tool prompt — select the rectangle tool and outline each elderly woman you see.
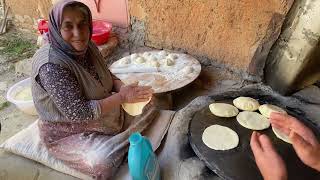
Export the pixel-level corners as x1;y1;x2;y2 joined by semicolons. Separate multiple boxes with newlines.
31;0;159;179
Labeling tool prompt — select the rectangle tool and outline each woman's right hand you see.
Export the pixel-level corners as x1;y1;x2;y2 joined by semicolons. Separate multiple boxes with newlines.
118;82;153;103
270;112;320;171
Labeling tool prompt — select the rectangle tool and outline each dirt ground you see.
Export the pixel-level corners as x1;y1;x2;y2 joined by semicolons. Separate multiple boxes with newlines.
0;30;38;144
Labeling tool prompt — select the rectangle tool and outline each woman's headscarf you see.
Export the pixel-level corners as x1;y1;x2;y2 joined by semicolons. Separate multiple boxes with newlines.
48;0;94;58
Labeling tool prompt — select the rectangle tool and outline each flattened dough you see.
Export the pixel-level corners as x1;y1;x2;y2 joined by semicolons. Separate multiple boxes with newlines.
233;97;260;111
273;127;292;144
209;103;239;117
122;98;151;116
259;104;287;118
202;125;239;150
236;111;270;130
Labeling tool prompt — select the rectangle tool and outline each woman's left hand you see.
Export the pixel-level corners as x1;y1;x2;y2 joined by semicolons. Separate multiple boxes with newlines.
118;82;153;103
113;79;125;92
250;131;287;180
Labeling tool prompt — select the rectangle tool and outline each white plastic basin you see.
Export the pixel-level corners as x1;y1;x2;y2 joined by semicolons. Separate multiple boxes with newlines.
6;78;38;116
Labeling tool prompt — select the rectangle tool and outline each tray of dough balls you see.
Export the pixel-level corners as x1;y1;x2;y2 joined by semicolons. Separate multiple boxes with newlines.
188;96;320;180
109;50;201;93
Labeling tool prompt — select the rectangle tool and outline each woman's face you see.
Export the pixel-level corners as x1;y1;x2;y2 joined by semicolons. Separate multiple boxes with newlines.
60;7;90;52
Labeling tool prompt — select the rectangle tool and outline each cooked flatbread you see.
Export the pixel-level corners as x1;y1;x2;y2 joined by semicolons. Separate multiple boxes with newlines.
202;125;239;150
259;104;287;118
236;111;270;130
233;97;260;111
209;103;239;117
272;127;292;144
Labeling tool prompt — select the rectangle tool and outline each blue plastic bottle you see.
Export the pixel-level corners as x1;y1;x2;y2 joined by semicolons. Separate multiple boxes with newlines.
128;132;161;180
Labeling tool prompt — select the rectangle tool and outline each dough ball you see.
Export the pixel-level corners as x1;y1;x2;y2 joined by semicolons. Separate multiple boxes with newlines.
259;104;287;118
182;66;194;74
209;103;239;117
131;53;139;59
233;97;260;111
149;56;158;62
119;57;131;65
273;127;292;144
135;57;146;64
236;111;270;130
202;125;239;150
122;98;151;116
143;52;151;58
158;50;168;57
168;54;178;60
149;60;160;67
165;58;175;66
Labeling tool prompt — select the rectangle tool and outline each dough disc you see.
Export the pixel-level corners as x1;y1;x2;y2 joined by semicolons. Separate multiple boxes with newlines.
259;104;287;118
273;127;292;144
233;97;260;111
209;103;239;117
236;111;270;130
202;125;239;150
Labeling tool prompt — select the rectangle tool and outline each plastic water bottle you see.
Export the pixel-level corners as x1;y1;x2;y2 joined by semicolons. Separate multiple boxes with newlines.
128;132;161;180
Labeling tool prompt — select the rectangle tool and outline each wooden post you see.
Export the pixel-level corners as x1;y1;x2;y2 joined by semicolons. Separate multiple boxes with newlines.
0;0;8;34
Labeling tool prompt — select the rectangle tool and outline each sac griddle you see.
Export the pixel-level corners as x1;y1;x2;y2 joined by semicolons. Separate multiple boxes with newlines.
188;92;320;180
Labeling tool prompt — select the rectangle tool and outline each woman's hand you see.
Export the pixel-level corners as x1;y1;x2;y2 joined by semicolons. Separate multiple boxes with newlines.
270;113;320;171
250;131;287;180
118;82;153;103
113;79;124;92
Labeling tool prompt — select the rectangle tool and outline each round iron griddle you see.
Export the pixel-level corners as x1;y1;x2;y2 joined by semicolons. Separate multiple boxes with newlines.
188;99;320;180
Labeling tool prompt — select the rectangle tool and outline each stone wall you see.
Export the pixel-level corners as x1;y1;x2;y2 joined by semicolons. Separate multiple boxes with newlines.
128;0;294;80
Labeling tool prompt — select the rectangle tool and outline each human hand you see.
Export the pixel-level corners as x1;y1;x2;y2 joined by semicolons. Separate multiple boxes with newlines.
250;131;287;180
270;113;320;171
118;82;153;103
